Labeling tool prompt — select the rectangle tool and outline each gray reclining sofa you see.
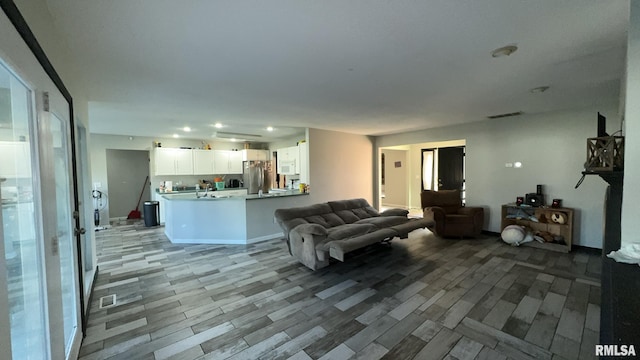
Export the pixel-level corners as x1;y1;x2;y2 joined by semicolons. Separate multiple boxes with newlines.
274;198;433;270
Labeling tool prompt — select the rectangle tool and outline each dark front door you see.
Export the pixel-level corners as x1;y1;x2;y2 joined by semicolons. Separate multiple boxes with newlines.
438;146;465;191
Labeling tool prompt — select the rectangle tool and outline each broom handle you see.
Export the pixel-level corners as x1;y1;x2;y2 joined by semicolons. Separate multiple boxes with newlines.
135;175;149;210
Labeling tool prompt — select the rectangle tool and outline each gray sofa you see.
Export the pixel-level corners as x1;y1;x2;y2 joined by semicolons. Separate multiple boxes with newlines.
274;198;433;270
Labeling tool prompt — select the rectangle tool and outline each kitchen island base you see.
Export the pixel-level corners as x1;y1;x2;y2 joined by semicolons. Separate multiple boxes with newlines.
163;192;310;245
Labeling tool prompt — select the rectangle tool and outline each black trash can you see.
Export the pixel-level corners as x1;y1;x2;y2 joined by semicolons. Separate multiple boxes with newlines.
143;201;159;227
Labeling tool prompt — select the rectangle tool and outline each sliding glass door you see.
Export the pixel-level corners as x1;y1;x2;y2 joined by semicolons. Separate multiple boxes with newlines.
0;58;81;359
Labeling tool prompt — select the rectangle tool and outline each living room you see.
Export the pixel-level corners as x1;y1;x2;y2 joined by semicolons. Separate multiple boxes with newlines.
2;1;640;359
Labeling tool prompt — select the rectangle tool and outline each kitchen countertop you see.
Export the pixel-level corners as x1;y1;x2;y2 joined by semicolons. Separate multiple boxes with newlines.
156;187;247;194
161;189;308;200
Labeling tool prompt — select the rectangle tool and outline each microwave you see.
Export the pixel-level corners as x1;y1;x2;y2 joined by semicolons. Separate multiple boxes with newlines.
278;160;297;175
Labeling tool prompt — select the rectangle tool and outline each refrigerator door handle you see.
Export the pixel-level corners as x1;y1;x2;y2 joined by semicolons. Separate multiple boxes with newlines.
259;167;264;188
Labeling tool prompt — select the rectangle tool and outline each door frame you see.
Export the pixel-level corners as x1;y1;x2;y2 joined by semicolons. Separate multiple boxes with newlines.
1;0;87;335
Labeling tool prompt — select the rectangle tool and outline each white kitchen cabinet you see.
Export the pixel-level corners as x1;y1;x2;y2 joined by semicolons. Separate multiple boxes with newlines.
154;148;194;175
276;146;299;175
298;142;309;184
193;149;215;175
213;150;243;174
242;149;270;161
228;151;243;173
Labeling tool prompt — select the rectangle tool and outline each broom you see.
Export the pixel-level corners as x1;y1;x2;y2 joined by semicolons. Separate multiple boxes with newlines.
127;175;149;219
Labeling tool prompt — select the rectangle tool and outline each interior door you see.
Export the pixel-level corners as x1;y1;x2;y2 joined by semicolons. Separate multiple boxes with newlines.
438;146;465;191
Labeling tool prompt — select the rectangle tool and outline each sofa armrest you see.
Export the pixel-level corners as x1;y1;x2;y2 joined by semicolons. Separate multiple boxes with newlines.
380;208;409;217
289;224;330;270
457;206;484;234
423;206;446;235
292;223;328;236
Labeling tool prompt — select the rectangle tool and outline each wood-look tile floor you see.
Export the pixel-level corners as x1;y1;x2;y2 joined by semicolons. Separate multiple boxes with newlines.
79;222;601;360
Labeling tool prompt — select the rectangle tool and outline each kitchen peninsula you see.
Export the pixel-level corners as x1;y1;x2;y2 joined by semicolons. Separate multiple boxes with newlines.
162;190;309;244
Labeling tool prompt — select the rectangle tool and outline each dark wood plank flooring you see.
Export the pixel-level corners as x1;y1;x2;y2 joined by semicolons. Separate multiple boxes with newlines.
79;222;601;360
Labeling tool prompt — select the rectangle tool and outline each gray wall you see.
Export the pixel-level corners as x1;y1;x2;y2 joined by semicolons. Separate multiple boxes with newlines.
376;104;621;249
106;149;150;218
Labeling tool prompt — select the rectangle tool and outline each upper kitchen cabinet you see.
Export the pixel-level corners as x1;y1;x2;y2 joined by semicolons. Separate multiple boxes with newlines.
242;149;270;161
213;150;243;174
193;149;215;175
154;148;194;175
277;146;299;175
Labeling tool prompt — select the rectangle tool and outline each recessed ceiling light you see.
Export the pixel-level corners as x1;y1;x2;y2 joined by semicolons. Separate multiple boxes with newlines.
530;86;550;93
230;138;236;142
266;126;274;132
491;45;518;58
214;123;223;129
183;126;191;132
173;134;179;138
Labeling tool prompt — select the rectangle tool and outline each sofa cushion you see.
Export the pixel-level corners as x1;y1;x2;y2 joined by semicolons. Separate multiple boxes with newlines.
327;223;377;241
275;203;334;240
355;215;410;228
303;215;332;228
329;199;379;215
321;213;346;227
334;210;360;223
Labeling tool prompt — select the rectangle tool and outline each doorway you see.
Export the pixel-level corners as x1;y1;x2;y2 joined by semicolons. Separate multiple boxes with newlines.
421;146;466;201
106;150;150;220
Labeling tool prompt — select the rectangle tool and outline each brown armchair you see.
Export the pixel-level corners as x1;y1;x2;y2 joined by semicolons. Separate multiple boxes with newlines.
421;189;484;238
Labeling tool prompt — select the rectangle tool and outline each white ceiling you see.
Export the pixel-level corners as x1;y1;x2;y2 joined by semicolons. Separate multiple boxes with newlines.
43;0;629;142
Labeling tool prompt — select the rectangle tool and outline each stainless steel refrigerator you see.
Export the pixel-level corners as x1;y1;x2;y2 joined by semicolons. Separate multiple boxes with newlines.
242;160;272;194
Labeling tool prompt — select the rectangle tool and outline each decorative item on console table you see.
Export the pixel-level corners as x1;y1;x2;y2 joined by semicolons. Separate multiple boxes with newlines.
501;204;573;253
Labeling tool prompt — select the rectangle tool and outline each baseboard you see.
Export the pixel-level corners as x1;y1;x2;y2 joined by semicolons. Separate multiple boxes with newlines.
482;230;501;237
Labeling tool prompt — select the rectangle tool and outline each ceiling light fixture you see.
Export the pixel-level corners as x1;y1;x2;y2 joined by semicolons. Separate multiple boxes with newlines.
214;123;223;129
230;138;237;142
173;134;179;138
491;45;518;58
530;86;550;93
183;126;191;132
266;126;274;132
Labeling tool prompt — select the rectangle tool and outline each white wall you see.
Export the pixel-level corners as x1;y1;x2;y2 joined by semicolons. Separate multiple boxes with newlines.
307;128;374;204
381;149;409;208
622;2;640;246
376;105;621;248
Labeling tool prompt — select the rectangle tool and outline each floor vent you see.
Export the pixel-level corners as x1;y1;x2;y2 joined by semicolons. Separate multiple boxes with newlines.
487;111;523;119
99;294;116;309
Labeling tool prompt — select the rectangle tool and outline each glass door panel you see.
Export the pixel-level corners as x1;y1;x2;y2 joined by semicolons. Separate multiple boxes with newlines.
0;60;48;359
49;112;78;353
